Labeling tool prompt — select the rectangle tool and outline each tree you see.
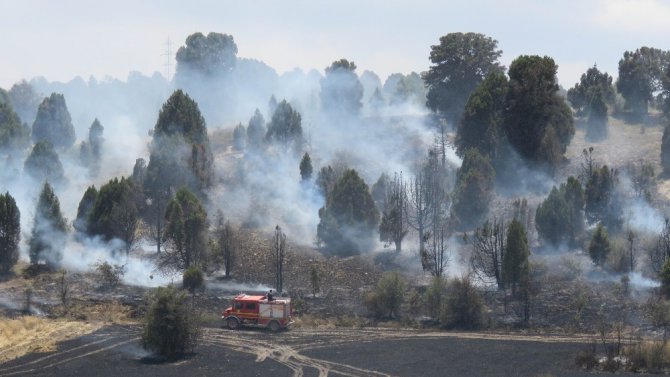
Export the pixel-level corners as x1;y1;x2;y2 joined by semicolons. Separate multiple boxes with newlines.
567;65;615;116
232;123;246;150
29;182;67;269
450;148;495;230
423;151;451;277
379;173;408;253
503;55;575;171
535;176;584;246
423;32;503;125
0;192;20;275
310;265;321;298
74;185;98;234
650;219;670;274
8;80;41;125
0;99;30;152
211;210;236;278
246;109;266;150
617;47;669;117
142;286;200;358
87;177;140;255
456;71;508;159
145;90;213;197
80;118;104;175
161;188;208;271
467;218;506;289
265;99;303;153
588;223;611;267
317;169;379;256
175;32;237;78
320;59;363;115
273;225;286;294
503;219;529;296
662;64;670;119
662;125;670;175
585;165;621;229
299;152;313;181
32;93;76;150
24;141;64;184
661;259;670;299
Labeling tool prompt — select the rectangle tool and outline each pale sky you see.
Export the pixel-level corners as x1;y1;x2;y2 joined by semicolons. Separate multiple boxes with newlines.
1;0;669;89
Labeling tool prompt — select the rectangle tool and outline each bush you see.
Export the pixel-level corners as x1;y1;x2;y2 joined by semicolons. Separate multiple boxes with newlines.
365;271;405;319
142;286;200;358
94;261;125;290
182;266;204;292
424;277;447;320
440;277;485;329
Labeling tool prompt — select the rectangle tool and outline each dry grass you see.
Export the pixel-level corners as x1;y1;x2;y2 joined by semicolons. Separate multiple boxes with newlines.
0;316;101;363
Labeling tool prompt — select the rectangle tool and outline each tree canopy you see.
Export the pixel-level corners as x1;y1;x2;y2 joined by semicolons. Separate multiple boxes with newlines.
0;192;20;275
32;93;76;150
145;90;213;196
617;47;670;117
8;80;41;125
24;141;65;184
161;187;208;271
503;219;529;295
0;97;30;152
450;148;495;230
265;99;303;152
320;59;364;115
317;169;379;256
175;32;238;78
29;182;67;269
423;32;503;125
503;55;574;171
87;177;140;253
535;176;584;246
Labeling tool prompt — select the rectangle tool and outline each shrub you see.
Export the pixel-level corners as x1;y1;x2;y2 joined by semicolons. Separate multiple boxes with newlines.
441;277;485;329
182;266;204;292
142;286;200;358
94;261;126;290
424;276;447;320
365;271;405;319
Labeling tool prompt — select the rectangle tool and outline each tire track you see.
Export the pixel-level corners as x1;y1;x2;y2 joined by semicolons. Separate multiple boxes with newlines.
203;328;392;377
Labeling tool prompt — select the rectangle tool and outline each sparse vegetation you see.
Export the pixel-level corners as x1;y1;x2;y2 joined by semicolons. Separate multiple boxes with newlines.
182;265;204;292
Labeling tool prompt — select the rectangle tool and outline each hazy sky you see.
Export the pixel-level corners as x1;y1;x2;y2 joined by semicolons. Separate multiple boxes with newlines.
1;0;669;89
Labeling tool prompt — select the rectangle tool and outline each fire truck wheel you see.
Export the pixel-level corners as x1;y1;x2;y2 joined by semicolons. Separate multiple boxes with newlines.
268;320;280;332
227;317;239;330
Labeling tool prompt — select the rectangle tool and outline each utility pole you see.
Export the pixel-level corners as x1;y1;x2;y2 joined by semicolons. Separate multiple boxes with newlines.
162;36;173;80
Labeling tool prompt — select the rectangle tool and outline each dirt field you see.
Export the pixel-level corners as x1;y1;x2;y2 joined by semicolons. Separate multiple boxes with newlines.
0;324;653;377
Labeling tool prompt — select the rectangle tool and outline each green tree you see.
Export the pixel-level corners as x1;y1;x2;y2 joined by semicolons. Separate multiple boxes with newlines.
299;152;313;181
661;259;670;298
567;65;615;116
503;219;529;296
320;59;363;115
423;32;503;125
74;185;98;234
24;141;64;183
175;32;237;78
8;80;41;125
32;93;76;150
317;169;379;256
450;148;495;230
182;266;204;292
145;90;213;197
29;182;67;269
503;55;574;171
456;71;508;159
161;188;208;271
266;99;303;152
0;98;30;152
0;192;20;275
616;47;669;117
535;176;584;246
80;118;104;175
211;210;236;278
142;286;200;358
585;165;621;228
87;177;140;254
246;109;266;150
588;223;611;266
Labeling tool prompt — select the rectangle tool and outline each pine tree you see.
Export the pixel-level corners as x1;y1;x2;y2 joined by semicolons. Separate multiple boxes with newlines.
32;93;76;150
24;141;65;183
161;188;208;271
503;219;529;296
0;192;21;275
29;182;67;269
74;185;98;234
588;224;611;266
299;153;313;181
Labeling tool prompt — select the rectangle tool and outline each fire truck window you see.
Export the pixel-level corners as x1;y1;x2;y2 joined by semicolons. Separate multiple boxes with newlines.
245;303;256;310
234;302;242;310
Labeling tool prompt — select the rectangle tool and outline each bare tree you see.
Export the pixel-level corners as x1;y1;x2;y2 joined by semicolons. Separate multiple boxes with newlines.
212;210;237;278
406;157;435;271
379;172;408;252
274;225;287;294
650;219;670;274
467;218;506;289
424;151;450;277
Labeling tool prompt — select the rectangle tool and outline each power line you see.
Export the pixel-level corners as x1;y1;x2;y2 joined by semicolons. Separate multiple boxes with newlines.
162;36;173;80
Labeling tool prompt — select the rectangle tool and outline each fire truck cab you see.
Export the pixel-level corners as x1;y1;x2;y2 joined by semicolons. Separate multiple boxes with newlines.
222;293;293;332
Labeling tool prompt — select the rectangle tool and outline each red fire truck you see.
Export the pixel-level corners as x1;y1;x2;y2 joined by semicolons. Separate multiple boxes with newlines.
222;293;293;332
